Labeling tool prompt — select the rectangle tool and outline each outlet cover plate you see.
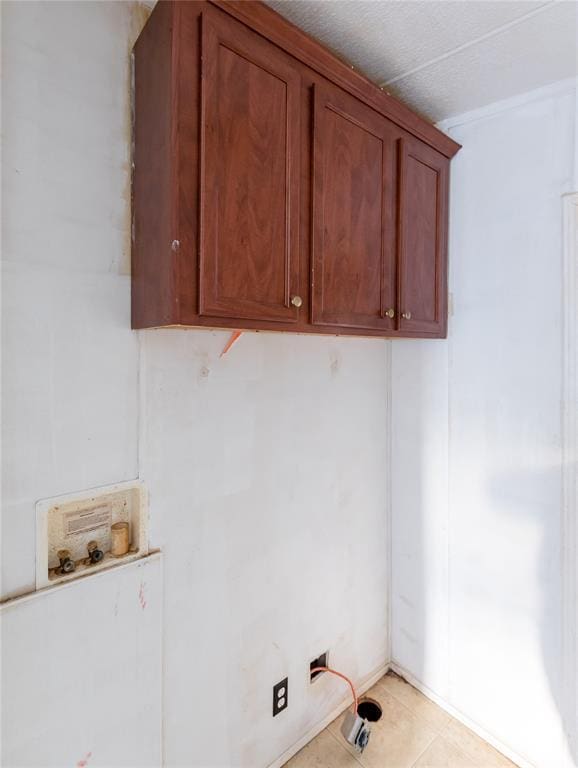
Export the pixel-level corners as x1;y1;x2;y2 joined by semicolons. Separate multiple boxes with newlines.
273;677;288;716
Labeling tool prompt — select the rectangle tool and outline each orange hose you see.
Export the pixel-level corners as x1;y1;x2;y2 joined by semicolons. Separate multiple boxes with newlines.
310;666;358;713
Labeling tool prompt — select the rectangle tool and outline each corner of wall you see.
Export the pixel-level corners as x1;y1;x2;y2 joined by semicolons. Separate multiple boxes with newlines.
385;339;393;666
561;191;578;767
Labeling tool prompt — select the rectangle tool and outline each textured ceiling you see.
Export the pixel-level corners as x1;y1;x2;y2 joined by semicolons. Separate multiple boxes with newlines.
265;0;578;120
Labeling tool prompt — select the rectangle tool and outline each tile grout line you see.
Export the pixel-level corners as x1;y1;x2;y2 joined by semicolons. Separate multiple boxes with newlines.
323;676;441;768
378;680;506;767
362;678;441;767
324;725;365;767
408;733;442;768
372;678;450;735
274;666;389;768
290;674;517;768
367;680;466;768
390;663;526;768
363;676;428;722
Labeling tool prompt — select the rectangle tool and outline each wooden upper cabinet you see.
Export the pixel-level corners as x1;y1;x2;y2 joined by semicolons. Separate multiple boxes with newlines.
398;138;449;336
199;9;301;323
132;0;460;336
312;85;397;331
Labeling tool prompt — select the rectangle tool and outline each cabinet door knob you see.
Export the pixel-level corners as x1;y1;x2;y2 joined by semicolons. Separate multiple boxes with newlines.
385;308;395;318
401;311;412;320
291;295;303;308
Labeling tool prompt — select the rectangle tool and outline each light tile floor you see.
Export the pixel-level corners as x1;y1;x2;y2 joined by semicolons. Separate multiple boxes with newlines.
284;672;517;768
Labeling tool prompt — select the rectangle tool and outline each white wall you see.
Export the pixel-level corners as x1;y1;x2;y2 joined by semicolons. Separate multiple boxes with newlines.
140;331;389;768
2;0;144;599
1;3;390;766
391;79;577;768
6;4;575;768
1;554;163;767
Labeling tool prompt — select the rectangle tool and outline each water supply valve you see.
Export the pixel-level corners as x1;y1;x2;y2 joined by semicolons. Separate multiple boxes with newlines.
86;540;104;565
36;480;149;589
57;549;76;574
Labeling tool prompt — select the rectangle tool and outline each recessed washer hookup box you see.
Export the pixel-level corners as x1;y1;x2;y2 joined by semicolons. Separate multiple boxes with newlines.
35;480;149;590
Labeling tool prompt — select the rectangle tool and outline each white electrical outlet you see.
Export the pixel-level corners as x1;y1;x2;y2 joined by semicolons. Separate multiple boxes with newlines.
35;480;149;589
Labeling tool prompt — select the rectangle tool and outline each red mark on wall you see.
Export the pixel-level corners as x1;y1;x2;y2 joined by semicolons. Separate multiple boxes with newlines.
77;751;92;767
138;582;147;610
220;330;243;357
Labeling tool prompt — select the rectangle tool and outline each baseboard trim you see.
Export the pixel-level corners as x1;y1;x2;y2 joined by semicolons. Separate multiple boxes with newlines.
389;662;535;768
267;660;547;768
266;662;390;768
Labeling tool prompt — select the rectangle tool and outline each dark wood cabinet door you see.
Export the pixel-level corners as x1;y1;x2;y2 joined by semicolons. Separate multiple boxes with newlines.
199;9;301;323
311;84;397;331
398;138;449;335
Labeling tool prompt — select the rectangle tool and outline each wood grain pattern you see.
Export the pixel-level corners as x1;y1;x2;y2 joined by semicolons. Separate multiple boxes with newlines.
312;84;397;331
175;1;203;324
210;0;461;160
132;0;456;339
199;8;301;323
132;0;177;328
397;137;449;336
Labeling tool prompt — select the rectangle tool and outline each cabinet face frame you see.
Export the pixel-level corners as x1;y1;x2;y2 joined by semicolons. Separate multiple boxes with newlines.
311;84;397;331
198;8;302;323
397;137;449;336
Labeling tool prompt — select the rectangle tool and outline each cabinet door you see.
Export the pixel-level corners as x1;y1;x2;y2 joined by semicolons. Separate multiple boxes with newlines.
398;138;449;335
312;84;397;331
199;10;301;323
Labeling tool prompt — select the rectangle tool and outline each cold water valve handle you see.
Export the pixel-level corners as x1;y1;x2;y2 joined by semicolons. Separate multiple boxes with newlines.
57;549;75;574
86;540;104;565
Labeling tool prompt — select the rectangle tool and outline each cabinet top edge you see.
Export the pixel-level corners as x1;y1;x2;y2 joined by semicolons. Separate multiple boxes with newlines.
207;0;461;159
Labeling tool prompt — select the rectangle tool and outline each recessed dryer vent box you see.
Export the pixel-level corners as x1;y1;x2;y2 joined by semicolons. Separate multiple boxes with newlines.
36;480;148;590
